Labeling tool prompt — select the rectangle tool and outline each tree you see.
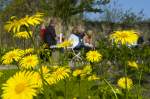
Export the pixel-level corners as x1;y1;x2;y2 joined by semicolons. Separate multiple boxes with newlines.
0;0;110;22
121;9;145;24
99;0;145;23
100;0;124;22
52;0;110;22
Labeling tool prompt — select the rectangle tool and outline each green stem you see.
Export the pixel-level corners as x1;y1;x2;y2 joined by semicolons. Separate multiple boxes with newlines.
79;79;81;98
64;79;67;99
137;67;143;99
124;62;128;99
39;62;50;99
103;79;118;99
25;26;36;48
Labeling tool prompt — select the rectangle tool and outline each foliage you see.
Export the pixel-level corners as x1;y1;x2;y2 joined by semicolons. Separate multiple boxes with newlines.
99;0;145;23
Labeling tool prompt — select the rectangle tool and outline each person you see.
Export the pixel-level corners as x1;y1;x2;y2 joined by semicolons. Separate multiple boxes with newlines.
68;26;80;48
68;25;91;51
135;32;144;48
44;18;57;47
83;30;93;48
40;23;46;41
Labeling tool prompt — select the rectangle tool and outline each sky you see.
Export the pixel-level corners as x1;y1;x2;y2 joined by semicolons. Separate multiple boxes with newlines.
86;0;150;20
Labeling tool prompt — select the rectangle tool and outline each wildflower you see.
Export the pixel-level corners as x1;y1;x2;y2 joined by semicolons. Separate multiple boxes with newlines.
4;13;43;33
110;30;139;45
33;66;50;88
82;65;92;75
73;65;92;78
88;74;100;81
51;67;70;81
1;71;38;99
2;49;24;64
14;31;32;39
47;67;70;85
86;51;102;63
57;40;72;48
117;77;133;90
39;66;50;74
73;69;82;77
19;55;39;69
128;61;138;69
24;48;34;55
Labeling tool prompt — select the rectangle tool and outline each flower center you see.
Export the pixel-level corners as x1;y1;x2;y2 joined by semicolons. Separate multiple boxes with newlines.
27;58;33;64
121;33;128;38
9;53;16;58
91;54;97;58
15;82;26;94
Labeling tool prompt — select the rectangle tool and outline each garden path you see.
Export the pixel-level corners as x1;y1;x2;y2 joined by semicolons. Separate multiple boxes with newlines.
0;65;17;70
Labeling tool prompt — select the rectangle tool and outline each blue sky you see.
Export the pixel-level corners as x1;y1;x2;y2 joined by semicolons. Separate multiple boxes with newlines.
86;0;150;20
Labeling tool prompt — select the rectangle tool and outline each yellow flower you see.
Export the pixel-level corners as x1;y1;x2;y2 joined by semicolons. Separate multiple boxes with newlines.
73;65;92;78
4;13;44;33
39;66;50;74
82;65;92;75
14;31;32;39
24;48;34;55
2;49;24;64
19;55;39;69
73;69;82;77
33;66;50;88
117;77;133;90
110;30;139;45
33;72;43;88
1;71;38;99
88;74;100;81
57;40;73;48
47;67;70;85
86;51;102;63
128;61;138;69
51;67;70;81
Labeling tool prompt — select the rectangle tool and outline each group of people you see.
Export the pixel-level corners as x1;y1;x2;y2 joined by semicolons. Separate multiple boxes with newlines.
40;18;93;51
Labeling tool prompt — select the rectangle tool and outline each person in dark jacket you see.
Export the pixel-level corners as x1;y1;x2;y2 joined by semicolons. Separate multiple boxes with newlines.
44;19;57;46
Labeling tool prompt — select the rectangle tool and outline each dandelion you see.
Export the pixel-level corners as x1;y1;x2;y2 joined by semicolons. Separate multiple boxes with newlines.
82;65;92;75
73;69;82;77
57;40;73;48
128;61;138;69
73;65;92;78
4;13;44;33
86;51;102;63
117;77;133;90
110;30;139;45
14;31;32;39
24;48;34;55
33;66;50;88
2;49;24;64
39;66;50;74
1;71;38;99
88;74;100;81
51;67;70;81
19;55;39;69
47;67;70;85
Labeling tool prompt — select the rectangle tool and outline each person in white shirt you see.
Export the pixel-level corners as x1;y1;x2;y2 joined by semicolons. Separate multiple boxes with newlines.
68;26;92;51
